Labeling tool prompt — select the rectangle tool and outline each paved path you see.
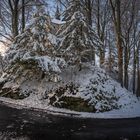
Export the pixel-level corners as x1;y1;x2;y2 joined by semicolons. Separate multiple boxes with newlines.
0;103;140;140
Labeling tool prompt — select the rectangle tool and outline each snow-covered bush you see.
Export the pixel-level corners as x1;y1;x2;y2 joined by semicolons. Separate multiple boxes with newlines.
0;84;29;99
81;67;119;112
47;66;120;113
47;82;95;112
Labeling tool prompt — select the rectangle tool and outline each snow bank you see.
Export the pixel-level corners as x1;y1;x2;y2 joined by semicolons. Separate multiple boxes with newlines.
0;65;140;119
0;94;139;119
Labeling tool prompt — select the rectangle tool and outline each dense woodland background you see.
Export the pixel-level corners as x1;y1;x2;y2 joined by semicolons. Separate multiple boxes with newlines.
0;0;140;96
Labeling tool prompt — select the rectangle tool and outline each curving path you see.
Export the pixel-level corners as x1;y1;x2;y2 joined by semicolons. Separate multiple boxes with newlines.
0;103;140;140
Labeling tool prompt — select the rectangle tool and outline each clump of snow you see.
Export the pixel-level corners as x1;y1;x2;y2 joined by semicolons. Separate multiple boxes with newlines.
51;19;66;25
21;55;66;74
36;56;66;73
0;43;8;56
47;33;58;45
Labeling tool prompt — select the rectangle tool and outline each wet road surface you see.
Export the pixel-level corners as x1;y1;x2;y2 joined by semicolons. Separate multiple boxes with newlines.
0;103;140;140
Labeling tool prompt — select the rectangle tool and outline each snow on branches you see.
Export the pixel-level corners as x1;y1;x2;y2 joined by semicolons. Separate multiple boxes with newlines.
4;12;66;82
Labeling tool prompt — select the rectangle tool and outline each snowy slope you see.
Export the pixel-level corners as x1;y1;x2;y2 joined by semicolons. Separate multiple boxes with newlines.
47;64;140;112
0;64;139;118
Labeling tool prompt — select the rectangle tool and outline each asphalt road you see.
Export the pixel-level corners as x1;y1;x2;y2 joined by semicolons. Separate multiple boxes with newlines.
0;103;140;140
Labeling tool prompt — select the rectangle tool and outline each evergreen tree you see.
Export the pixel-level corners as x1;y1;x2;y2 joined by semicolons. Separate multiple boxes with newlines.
58;0;102;66
4;12;66;81
62;0;82;21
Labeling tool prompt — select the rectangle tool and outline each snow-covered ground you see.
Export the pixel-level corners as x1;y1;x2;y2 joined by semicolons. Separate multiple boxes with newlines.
0;93;140;119
0;52;140;119
0;65;140;119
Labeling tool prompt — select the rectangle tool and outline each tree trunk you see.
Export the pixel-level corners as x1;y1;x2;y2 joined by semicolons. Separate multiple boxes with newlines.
108;37;113;72
109;0;123;86
133;45;136;94
136;69;140;96
9;0;19;38
86;0;92;26
13;1;19;37
97;0;105;66
116;0;123;86
136;43;140;96
22;0;25;32
124;43;129;89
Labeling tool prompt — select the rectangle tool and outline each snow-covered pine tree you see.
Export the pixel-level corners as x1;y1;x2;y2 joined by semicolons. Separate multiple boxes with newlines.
4;12;66;82
62;0;82;21
57;0;101;66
